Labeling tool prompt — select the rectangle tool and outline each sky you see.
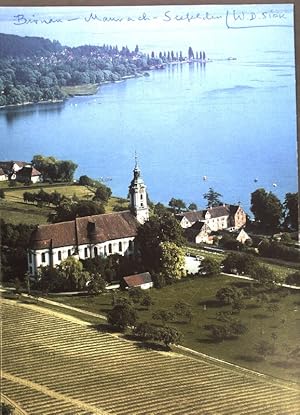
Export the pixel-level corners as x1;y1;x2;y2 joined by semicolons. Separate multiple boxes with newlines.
0;4;294;51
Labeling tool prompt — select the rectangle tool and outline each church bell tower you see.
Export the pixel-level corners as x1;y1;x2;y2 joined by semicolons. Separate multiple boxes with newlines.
129;155;149;224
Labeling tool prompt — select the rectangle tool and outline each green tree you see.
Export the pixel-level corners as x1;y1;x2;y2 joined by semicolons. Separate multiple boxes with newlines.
153;202;169;216
155;326;182;347
283;192;298;230
135;213;184;272
58;257;90;290
199;257;220;276
216;286;244;306
203;188;223;208
128;287;145;304
152;309;175;326
174;300;193;322
159;241;186;280
222;252;258;275
188;202;197;211
133;321;156;341
251;188;283;229
168;198;186;213
250;264;281;290
87;273;106;295
92;183;112;203
107;303;138;331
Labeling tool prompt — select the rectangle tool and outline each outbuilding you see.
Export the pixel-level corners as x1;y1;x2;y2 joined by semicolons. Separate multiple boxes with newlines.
123;272;153;290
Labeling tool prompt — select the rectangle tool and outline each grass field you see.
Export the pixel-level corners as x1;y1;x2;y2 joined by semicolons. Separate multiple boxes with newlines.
49;275;300;383
2;299;299;415
0;184;129;225
61;84;99;96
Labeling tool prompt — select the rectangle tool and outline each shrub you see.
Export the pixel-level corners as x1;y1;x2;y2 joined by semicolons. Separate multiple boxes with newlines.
107;303;138;331
285;271;300;287
216;286;243;306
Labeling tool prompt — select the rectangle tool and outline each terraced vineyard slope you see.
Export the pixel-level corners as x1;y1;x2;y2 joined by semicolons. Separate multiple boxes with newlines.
2;299;299;415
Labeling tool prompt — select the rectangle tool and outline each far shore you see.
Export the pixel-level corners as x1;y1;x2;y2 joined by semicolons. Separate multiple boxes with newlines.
0;72;146;110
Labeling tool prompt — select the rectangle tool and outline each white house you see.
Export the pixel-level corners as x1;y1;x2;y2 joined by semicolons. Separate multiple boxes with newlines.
176;204;246;233
27;161;149;275
0;160;42;183
0;168;8;181
185;221;213;244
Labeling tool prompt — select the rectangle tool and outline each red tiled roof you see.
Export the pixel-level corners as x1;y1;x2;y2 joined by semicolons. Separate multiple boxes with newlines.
123;272;152;287
30;221;77;249
30;211;139;250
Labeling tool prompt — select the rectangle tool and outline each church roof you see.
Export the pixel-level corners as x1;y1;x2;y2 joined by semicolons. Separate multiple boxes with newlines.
30;211;139;250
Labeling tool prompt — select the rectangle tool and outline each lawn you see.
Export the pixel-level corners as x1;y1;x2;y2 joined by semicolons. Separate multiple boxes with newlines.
61;84;99;96
49;274;300;383
0;200;52;225
1;183;129;225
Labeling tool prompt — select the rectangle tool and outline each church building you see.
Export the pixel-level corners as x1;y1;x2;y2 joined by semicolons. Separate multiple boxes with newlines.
27;160;149;276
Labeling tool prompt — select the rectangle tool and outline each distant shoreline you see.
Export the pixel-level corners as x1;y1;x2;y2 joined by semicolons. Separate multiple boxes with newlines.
0;73;148;110
0;61;213;110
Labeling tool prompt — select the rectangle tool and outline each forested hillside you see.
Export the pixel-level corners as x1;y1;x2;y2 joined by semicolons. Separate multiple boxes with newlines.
0;33;163;107
0;33;62;58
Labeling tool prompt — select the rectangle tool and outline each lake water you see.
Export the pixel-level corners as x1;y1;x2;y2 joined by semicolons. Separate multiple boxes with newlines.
0;6;297;214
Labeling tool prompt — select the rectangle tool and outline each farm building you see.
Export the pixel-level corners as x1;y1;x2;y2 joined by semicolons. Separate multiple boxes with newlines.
0;167;8;181
27;160;149;275
123;272;153;290
176;204;246;232
184;221;213;244
0;160;42;183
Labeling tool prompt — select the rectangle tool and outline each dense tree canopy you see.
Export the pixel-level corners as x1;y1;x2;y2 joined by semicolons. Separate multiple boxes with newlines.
283;192;298;230
203;188;223;208
49;199;105;223
159;241;186;280
135;213;184;272
250;188;283;229
32;155;78;182
168;198;186;213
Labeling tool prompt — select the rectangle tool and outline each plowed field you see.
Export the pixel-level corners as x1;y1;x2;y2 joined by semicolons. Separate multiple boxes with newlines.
2;299;299;415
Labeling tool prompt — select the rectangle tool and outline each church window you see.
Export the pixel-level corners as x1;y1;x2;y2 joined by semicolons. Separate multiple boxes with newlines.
129;240;133;251
140;194;143;200
58;251;62;261
41;253;46;263
94;247;98;256
84;247;88;258
119;242;122;252
104;246;107;255
109;243;112;254
68;249;71;256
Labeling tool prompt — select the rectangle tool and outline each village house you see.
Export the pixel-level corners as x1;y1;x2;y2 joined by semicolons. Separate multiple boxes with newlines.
27;160;149;275
176;204;246;232
185;221;213;245
0;167;8;181
123;272;153;290
0;160;42;183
